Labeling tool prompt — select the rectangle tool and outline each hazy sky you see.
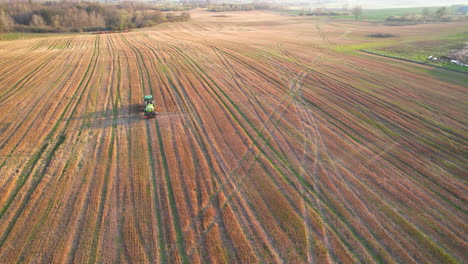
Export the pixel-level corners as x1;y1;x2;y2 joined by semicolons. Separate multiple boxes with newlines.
307;0;467;9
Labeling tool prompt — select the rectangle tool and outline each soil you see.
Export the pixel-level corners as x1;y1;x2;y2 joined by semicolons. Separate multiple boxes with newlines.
0;10;466;264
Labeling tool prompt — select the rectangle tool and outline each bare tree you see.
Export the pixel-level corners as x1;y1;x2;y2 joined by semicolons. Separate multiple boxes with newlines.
89;11;105;28
0;10;14;32
352;6;363;20
30;14;44;27
0;2;189;32
422;8;431;23
435;7;448;20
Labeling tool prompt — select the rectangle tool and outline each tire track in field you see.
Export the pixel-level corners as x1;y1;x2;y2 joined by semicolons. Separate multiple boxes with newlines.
328;59;466;252
316;65;465;144
97;33;122;263
86;34;121;264
125;39;187;262
165;71;284;262
0;39;54;68
271;31;338;261
210;43;307;165
213;44;333;147
300;68;466;211
148;47;232;261
131;34;240;258
67;36;124;263
3;37;108;264
102;34;133;263
279;35;395;263
291;71;319;264
208;43;308;197
0;49;32;67
320;60;466;161
280;34;458;262
119;34;162;263
9;47;113;260
112;34;134;264
62;36;121;263
155;32;398;264
0;41;77;128
0;39;72;77
0;39;97;262
0;50;54;83
268;24;399;262
280;45;465;214
165;41;336;262
117;34;146;263
0;45;68;102
0;36;98;216
296;48;460;146
259;47;323;260
0;35;101;252
39;36;102;263
136;37;286;262
300;68;464;262
131;39;215;261
286;74;330;263
132;33;247;264
205;42;332;261
0;40;84;172
123;33;203;263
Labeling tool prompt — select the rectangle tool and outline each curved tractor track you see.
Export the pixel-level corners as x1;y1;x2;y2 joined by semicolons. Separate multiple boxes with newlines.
0;12;466;264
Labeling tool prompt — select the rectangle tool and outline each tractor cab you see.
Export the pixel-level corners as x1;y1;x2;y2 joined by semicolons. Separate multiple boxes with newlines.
144;95;154;106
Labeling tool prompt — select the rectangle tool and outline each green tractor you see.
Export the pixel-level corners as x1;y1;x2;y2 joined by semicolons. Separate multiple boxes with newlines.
143;95;157;119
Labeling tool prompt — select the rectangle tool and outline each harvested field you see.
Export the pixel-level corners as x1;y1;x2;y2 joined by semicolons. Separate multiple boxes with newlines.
0;11;466;264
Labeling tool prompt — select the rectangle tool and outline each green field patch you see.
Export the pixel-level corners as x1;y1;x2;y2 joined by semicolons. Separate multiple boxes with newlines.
0;32;76;41
362;49;468;72
377;32;466;64
334;31;468;72
332;40;396;53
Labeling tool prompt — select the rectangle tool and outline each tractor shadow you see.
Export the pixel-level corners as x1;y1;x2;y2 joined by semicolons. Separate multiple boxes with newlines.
66;104;148;130
67;104;187;130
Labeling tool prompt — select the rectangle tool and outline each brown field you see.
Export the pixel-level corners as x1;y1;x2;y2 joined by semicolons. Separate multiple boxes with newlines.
0;10;466;263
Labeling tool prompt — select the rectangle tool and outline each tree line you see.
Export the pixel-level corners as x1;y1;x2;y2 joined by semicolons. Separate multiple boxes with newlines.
298;6;362;20
387;7;467;23
207;3;272;12
0;2;190;33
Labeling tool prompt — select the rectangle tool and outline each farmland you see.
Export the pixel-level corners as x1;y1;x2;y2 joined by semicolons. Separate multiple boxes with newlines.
0;11;466;263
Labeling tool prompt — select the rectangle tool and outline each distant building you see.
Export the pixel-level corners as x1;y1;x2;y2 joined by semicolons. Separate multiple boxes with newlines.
456;6;468;15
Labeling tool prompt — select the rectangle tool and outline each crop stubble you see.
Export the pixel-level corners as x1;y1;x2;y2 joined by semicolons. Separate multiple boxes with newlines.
0;12;466;264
